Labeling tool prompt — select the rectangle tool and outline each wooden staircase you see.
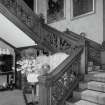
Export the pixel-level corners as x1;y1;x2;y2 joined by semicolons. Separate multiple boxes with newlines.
66;62;105;105
0;1;104;105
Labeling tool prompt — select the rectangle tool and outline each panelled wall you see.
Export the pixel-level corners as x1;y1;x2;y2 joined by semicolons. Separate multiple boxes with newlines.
36;0;103;44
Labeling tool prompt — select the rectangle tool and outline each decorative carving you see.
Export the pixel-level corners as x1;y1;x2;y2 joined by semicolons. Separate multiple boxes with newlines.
43;31;77;54
102;41;105;50
88;46;101;64
50;59;80;105
0;0;40;33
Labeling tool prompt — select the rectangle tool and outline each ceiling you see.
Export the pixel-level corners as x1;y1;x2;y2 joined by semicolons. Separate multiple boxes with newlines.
0;13;37;48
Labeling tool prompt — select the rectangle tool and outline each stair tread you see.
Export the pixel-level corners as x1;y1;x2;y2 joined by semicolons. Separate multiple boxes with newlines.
73;89;105;104
74;89;105;96
81;89;104;95
75;100;99;105
88;81;105;86
85;72;105;82
79;81;105;92
66;100;99;105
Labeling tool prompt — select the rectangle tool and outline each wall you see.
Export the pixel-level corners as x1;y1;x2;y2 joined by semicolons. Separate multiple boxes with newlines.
37;0;103;44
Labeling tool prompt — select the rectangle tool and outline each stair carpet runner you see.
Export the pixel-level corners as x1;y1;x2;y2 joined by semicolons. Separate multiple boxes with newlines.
66;62;105;105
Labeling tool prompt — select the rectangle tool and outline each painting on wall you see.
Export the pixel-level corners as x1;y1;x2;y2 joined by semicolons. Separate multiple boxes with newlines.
71;0;95;19
47;0;65;23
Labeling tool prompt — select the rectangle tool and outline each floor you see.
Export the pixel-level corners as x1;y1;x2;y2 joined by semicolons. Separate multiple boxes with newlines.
0;89;26;105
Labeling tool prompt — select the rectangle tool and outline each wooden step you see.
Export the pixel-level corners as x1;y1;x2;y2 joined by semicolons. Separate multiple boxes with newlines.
66;100;99;105
85;72;105;82
79;81;105;92
73;90;105;105
88;81;105;92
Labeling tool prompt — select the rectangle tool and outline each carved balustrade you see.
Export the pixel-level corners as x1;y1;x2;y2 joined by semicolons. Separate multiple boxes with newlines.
0;0;42;39
87;40;102;65
38;47;83;105
41;24;84;54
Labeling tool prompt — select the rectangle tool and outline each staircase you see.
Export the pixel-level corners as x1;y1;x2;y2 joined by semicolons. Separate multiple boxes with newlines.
0;1;104;105
66;62;105;105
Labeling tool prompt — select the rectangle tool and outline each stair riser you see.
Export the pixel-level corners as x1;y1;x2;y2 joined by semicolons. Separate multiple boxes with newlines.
73;91;81;100
66;102;74;105
73;91;105;105
88;84;105;92
79;83;87;90
82;95;105;105
79;82;105;92
85;76;105;82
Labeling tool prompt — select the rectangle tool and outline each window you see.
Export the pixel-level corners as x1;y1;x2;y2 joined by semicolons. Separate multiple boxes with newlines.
71;0;95;19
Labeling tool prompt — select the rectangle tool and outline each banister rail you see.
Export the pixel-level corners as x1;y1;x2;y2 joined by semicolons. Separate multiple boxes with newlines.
42;24;81;45
38;47;83;105
0;0;43;40
64;30;102;66
41;23;84;54
87;40;102;65
0;0;40;26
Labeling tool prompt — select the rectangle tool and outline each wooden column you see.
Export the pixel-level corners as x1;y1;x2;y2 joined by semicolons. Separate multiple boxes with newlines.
38;76;51;105
80;40;88;75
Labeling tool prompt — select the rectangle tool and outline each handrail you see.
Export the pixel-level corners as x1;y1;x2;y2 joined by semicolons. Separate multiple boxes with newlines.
39;47;83;83
0;0;43;40
42;24;80;46
40;23;84;54
64;30;102;65
38;47;83;105
64;30;102;49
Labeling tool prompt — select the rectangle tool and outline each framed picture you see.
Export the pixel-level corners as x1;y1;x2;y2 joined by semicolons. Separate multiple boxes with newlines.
71;0;95;19
47;0;65;23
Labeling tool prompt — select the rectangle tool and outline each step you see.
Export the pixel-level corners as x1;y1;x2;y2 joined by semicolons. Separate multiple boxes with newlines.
79;81;105;92
85;72;105;82
66;100;99;105
79;82;87;90
94;66;100;71
73;90;105;105
88;81;105;92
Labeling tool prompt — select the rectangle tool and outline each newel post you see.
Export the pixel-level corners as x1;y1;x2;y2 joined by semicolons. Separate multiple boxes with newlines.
79;33;88;76
80;40;88;75
38;75;51;105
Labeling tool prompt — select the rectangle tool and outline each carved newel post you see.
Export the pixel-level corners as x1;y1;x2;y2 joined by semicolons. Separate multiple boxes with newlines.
38;64;51;105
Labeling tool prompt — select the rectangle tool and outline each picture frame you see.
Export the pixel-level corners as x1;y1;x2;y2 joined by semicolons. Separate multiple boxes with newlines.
71;0;95;20
47;0;66;23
